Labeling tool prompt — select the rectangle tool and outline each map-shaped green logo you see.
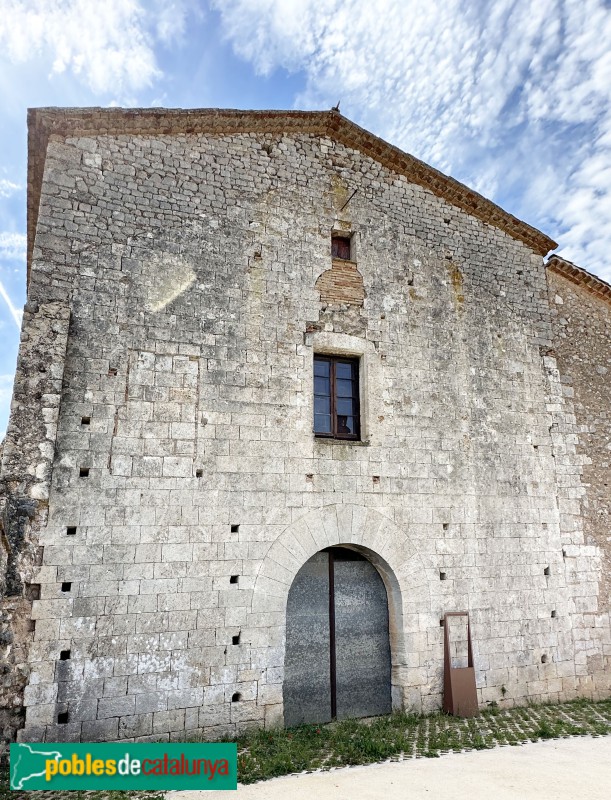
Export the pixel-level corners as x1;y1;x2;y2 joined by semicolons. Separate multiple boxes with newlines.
10;743;62;790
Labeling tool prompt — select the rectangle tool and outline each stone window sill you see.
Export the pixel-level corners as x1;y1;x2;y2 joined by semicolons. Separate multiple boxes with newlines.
314;436;370;446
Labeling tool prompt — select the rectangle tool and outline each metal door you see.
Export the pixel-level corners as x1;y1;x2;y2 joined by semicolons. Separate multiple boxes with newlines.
284;547;391;726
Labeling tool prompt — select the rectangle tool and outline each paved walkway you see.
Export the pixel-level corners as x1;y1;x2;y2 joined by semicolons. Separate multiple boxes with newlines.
169;735;611;800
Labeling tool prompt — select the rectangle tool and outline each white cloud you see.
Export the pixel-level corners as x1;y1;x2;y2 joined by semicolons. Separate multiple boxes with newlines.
0;179;22;198
154;0;190;43
214;0;611;279
0;232;26;262
0;0;199;95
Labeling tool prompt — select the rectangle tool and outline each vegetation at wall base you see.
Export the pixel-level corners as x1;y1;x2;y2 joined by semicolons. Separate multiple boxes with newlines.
1;698;610;798
233;698;611;784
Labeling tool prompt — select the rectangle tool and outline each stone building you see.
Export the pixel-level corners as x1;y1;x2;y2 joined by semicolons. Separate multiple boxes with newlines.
0;108;609;746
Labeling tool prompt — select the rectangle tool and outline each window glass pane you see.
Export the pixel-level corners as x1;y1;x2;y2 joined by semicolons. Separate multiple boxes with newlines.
336;398;354;416
315;414;332;433
314;355;359;439
314;376;330;394
336;379;354;398
336;415;356;435
314;359;330;377
315;396;331;415
344;416;356;434
335;362;353;379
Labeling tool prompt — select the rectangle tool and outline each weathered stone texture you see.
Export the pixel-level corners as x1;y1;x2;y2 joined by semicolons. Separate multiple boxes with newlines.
0;108;608;746
0;300;70;749
547;259;611;618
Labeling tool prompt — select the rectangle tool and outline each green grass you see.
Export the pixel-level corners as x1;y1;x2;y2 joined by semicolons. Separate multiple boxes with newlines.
235;698;611;784
1;698;610;797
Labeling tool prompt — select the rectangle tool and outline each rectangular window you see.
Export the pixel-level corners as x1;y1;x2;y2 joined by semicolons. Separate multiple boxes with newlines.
314;356;360;440
331;235;351;260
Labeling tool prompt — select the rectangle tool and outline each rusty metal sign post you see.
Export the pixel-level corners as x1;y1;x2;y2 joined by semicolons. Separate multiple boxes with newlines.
443;611;479;718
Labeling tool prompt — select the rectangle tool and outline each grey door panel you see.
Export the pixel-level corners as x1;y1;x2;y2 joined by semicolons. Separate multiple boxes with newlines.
284;548;391;726
284;551;332;726
334;557;392;719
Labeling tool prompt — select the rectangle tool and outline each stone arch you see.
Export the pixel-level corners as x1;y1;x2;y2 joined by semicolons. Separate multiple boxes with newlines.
250;504;433;715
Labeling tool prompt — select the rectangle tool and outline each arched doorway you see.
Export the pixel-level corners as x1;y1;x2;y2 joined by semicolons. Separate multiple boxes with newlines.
284;546;392;727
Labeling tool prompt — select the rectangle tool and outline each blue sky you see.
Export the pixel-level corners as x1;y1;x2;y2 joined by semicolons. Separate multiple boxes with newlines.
1;0;610;438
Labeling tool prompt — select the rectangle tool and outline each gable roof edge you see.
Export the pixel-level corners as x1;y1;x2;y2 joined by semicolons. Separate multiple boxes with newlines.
546;255;611;306
27;107;557;286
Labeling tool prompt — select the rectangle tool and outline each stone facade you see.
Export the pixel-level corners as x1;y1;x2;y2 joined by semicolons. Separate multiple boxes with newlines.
546;256;611;619
0;108;609;747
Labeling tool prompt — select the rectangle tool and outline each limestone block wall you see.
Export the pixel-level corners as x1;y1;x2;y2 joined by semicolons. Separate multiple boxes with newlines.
0;301;70;748
2;114;606;744
546;259;611;693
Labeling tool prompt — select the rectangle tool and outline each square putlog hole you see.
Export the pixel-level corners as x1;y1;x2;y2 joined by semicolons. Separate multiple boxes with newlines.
57;711;69;724
230;575;239;585
80;416;91;426
66;526;77;536
61;582;72;593
59;650;71;661
230;524;239;533
232;634;241;646
25;584;41;601
79;467;90;478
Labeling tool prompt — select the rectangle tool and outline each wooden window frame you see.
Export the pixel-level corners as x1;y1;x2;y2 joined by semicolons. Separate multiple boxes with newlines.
314;355;361;440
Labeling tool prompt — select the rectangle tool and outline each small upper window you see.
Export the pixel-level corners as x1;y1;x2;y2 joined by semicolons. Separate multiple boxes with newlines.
331;235;351;261
314;356;360;440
